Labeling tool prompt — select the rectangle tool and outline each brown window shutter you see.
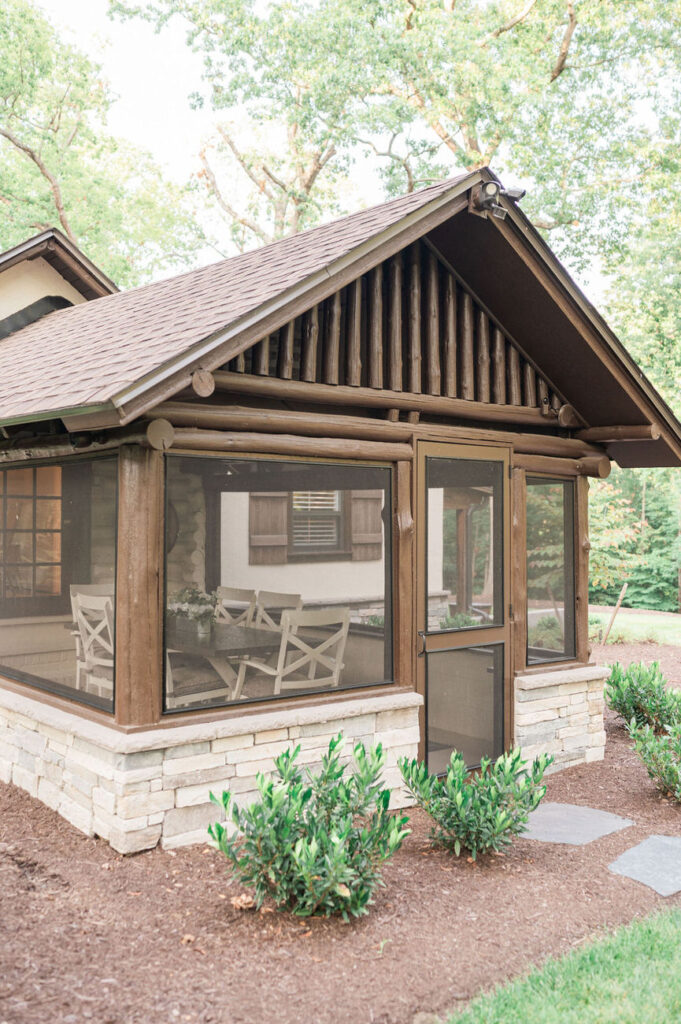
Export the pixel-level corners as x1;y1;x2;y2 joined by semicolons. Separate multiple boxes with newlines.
350;490;383;561
249;492;289;564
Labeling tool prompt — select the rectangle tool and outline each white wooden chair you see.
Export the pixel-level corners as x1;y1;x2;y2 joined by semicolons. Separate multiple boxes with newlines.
70;591;115;698
214;586;257;626
233;606;350;699
252;590;303;631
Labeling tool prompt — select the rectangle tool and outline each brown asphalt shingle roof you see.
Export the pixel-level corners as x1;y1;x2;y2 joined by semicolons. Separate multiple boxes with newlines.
0;174;472;424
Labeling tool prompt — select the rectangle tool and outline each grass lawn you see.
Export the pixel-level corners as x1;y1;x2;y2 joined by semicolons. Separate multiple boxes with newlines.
589;607;681;646
451;910;681;1023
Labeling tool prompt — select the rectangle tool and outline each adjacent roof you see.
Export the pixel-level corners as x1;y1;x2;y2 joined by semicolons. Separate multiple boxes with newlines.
0;229;118;301
0;171;680;468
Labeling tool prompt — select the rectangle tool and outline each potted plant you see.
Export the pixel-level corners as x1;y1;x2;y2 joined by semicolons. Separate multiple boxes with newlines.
167;587;216;638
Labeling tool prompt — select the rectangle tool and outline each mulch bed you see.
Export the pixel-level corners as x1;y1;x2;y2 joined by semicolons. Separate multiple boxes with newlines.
3;643;681;1024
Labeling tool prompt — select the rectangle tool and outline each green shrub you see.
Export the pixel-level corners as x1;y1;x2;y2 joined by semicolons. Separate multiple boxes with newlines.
528;614;564;650
399;748;552;860
208;735;409;920
440;612;478;629
629;722;681;801
604;661;681;731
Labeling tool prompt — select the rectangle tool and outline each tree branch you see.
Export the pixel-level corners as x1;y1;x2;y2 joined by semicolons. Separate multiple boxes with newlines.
215;125;274;200
198;149;270;247
477;0;538;46
0;125;76;240
551;1;577;81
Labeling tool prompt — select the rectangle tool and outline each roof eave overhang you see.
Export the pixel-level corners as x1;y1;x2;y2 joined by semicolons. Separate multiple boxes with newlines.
0;229;118;300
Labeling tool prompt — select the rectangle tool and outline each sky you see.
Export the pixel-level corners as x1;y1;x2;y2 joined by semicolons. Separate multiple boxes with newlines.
38;0;212;186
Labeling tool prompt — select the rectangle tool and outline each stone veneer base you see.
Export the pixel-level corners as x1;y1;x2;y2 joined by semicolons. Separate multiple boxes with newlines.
514;664;609;772
0;687;422;854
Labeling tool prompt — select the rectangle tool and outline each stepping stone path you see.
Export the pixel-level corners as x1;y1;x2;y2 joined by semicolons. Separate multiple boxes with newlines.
609;836;681;896
523;802;633;845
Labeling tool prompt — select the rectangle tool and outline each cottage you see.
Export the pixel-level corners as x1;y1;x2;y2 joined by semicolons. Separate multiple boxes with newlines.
0;170;679;853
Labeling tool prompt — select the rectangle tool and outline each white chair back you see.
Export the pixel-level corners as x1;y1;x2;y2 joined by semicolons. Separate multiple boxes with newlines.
271;607;350;694
71;591;114;696
214;586;257;626
253;590;303;631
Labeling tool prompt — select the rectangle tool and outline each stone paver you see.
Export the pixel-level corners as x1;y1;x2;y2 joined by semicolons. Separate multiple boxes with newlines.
523;801;633;845
609;835;681;896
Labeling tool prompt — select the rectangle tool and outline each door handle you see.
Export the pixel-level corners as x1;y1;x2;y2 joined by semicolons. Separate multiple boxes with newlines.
417;630;427;657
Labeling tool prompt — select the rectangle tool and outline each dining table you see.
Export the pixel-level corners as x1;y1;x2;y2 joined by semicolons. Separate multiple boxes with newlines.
165;621;281;699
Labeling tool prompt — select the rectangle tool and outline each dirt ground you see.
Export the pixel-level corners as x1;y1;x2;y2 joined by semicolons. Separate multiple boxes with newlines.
2;643;681;1024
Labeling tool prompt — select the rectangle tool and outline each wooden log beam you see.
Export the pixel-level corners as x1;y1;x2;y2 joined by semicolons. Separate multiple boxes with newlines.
253;334;270;376
169;428;413;462
211;371;555;426
460;291;475;400
408;243;421;393
388;254;403;392
557;403;581;428
492;327;505;405
523;362;536;408
301;306;319;382
443;274;457;397
426;250;441;395
345;279;362;386
0;427;146;463
512;453;611;478
476;310;491;403
191;369;215;397
507;344;522;405
368;265;383;389
575;423;661;443
149;402;413;441
323;291;342;386
278;321;294;379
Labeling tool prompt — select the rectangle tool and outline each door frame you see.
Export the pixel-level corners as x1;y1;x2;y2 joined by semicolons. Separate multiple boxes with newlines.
415;440;513;767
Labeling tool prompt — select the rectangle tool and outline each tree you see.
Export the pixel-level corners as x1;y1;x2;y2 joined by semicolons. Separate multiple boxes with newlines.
111;0;681;271
0;0;204;286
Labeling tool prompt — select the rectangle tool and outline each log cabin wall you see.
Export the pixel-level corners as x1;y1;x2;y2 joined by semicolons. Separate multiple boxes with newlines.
221;240;564;414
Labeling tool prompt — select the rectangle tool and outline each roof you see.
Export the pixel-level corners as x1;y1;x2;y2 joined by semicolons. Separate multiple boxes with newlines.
0;171;680;468
0;174;472;427
0;229;118;301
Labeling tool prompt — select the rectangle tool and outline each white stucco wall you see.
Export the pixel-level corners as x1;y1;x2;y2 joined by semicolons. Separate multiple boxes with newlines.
220;492;386;603
0;258;86;319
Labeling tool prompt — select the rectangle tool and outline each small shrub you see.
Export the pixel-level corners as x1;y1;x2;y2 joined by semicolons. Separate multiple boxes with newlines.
208;735;409;920
440;612;478;629
605;662;681;732
629;722;681;801
399;748;552;860
528;614;563;650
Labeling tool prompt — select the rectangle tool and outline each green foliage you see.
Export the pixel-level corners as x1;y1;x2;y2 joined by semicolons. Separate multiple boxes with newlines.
604;662;681;732
452;910;681;1024
0;0;203;285
629;722;681;802
366;614;385;628
399;748;552;861
439;612;478;630
208;735;409;919
528;614;563;651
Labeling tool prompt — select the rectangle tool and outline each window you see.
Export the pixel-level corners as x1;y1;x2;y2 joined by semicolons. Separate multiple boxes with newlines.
0;457;117;711
289;490;347;557
526;477;576;665
164;456;393;713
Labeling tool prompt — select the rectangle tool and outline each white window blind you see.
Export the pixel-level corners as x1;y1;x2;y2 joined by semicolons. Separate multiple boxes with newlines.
291;491;341;549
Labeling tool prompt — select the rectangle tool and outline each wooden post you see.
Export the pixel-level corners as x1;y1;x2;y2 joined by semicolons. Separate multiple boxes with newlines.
388;254;403;392
460;291;475;400
253;334;270;376
511;467;528;675
507;344;522;405
537;377;551;416
301;306;319;382
408;243;422;394
456;509;469;613
115;446;164;727
395;460;414;688
523;363;537;407
492;327;506;405
323;291;342;386
603;583;628;645
278;321;294;379
369;265;383;389
443;273;457;397
476;310;491;403
574;475;590;662
426;250;441;395
346;280;362;386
